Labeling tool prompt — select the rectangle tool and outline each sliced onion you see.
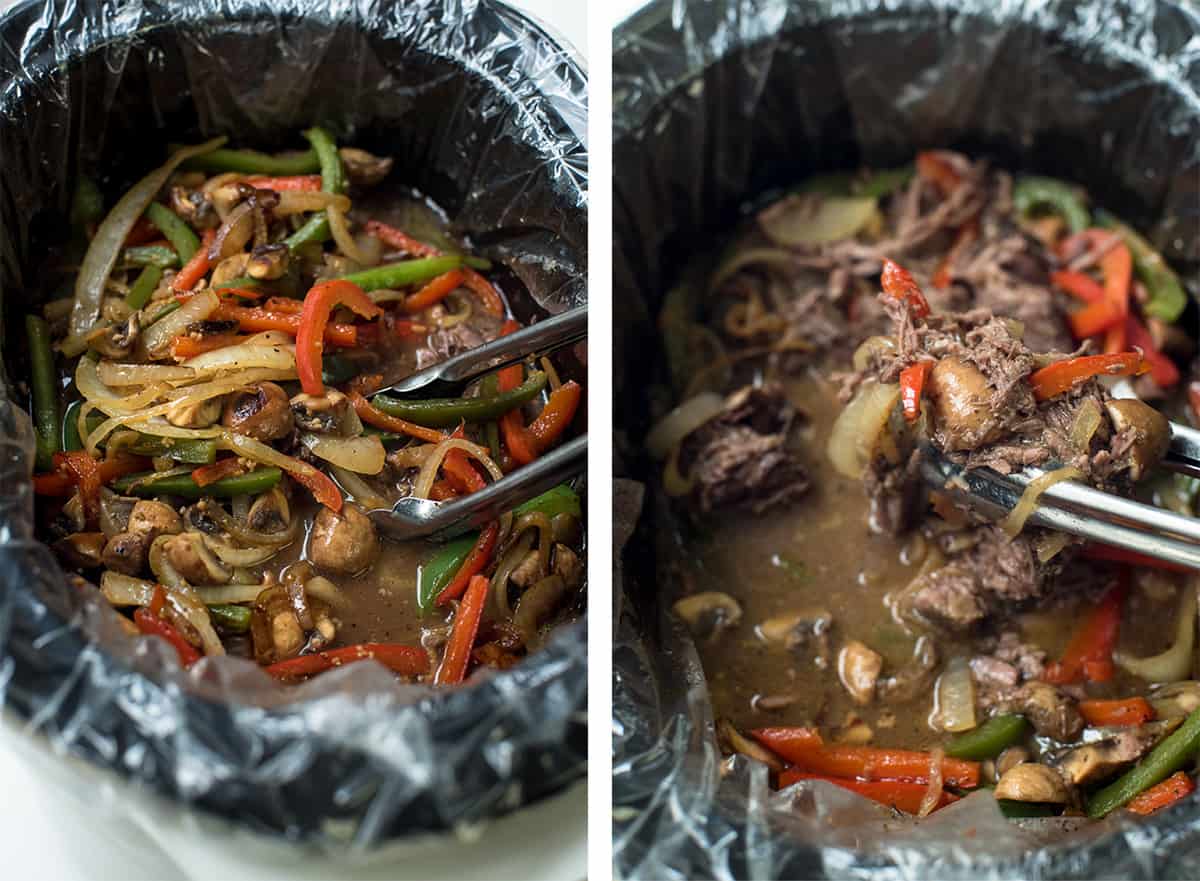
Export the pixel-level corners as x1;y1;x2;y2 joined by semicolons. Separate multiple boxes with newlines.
708;247;800;294
163;585;225;657
183;342;296;374
386;443;438;469
329;465;391;509
935;658;976;733
149;534;191;591
141;289;220;356
76;356;170;413
368;288;408;305
852;336;898;372
101;571;155;606
413;437;502;500
199;533;280;566
512;575;568;644
304;575;351;611
327;203;370;265
1116;581;1197;682
491;529;536;619
759;194;878;247
209;199;254;261
202;501;298;548
244;330;294;347
1069;397;1103;453
661;448;696;498
999;466;1083;537
98;362;196;387
67;137;227;344
274;190;351;215
162;369;295;403
195;583;263;605
918;747;946;818
645;393;725;460
828;381;902;479
300;433;386;475
220;430;335;490
1036;531;1073;563
435;292;473;329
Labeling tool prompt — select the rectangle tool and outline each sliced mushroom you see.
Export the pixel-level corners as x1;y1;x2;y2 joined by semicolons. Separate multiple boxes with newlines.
169;186;218;230
838;640;883;705
210;252;250;287
246;243;290;280
552;544;584;590
877;636;940;703
250;584;306;664
160;532;232;584
756;608;834;663
54;532;107;569
128;500;183;539
1056;719;1181;786
222;381;294;441
513;574;569;644
98;489;137;538
290;390;360;436
673;591;742;641
101;530;152;575
1106;398;1170;482
996;746;1031;778
994;681;1085;742
247;487;291;534
308;503;379;574
87;313;140;359
166;395;224;429
716;718;783;772
1150;681;1200;718
994;762;1071;804
509;549;543;589
927;357;1000;451
338;147;393;188
58;492;87;535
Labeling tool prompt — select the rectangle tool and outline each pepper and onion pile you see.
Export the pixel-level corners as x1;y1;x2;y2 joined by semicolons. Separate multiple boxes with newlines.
23;131;585;685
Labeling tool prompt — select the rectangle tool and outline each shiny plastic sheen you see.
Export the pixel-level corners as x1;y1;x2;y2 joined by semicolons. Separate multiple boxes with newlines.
0;0;586;849
613;1;1198;878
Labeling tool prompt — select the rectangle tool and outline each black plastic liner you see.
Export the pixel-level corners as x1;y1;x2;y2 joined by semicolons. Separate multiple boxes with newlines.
0;0;586;850
612;1;1199;877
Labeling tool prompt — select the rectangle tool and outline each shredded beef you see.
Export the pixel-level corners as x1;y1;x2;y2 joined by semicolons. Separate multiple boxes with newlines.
681;384;811;514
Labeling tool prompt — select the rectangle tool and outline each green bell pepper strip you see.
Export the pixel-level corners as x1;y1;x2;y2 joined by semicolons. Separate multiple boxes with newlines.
283;127;343;253
61;400;85;452
144;202;200;262
208;603;253;632
1088;706;1200;818
127;436;218;465
414;483;581;613
370;370;547;428
480;374;502;461
113;466;282;499
1097;211;1189;323
416;535;477;613
125;265;163;311
340;254;492;292
26;314;61;471
179;146;321;175
945;714;1030;760
212;275;261;292
70;175;104;227
1012;176;1090;233
124;245;180;268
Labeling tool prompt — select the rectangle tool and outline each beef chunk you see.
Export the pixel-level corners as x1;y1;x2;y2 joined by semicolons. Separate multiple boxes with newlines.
903;527;1058;631
985;681;1084;742
682;384;811;514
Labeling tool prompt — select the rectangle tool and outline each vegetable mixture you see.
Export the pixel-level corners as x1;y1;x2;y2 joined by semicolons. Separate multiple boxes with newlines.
23;132;585;685
654;151;1198;821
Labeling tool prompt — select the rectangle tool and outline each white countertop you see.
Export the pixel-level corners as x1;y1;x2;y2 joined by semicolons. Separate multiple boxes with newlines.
0;1;586;879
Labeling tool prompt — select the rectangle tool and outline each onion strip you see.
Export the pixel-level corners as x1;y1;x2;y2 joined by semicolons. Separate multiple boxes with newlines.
327;203;370;265
182;342;296;374
328;465;391;510
999;467;1083;537
645;393;725;460
300;433;386;475
1116;581;1197;682
274;190;351;216
141;289;220;356
195;584;263;605
413;437;502;500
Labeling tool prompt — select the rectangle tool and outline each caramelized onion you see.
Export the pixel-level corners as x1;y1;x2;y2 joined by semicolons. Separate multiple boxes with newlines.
413;437;501;500
141;288;220;356
1069;397;1103;453
827;381;902;479
329;465;391;510
300;433;386;475
1116;582;1197;682
759;194;878;247
999;467;1083;537
208;199;254;262
935;658;976;733
645;393;725;460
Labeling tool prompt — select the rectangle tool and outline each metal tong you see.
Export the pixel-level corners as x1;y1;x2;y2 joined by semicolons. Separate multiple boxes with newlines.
921;421;1200;570
368;305;587;541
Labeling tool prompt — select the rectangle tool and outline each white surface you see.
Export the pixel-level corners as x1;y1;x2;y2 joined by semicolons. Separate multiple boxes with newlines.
0;1;587;879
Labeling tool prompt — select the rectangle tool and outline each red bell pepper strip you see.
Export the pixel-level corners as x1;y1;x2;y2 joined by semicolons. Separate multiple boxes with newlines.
192;457;247;487
171;229;217;292
435;574;489;684
296;279;382;396
1126;771;1196;816
442;426;487;494
364;220;439;257
289;463;343;513
244;174;322;191
347;391;446;443
751;727;980;787
134;607;202;668
1029;352;1148;400
265;643;431;679
261;296;305;314
880;259;930;318
391;319;428;339
1126;314;1181;388
207;302;359;347
33;454;149;498
149;584;166;617
435;521;499;606
405;269;465;312
495;320;538;465
462;268;505;317
932;218;978;288
1079;697;1155;727
915;151;963;196
429;480;459;501
1051;270;1106;304
899;362;933;423
1068;298;1124;340
1081;543;1194;573
169;332;245;360
778;770;959;814
124;216;160;246
1044;579;1127;684
527;381;582;450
